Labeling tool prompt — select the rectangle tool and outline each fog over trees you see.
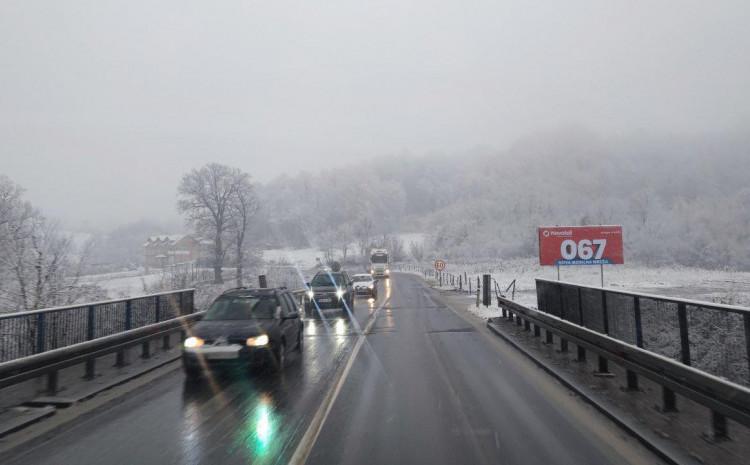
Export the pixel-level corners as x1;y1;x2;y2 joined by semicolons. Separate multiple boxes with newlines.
254;130;750;270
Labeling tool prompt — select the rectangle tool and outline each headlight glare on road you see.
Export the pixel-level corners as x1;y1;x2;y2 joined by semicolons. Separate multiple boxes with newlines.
336;289;345;298
307;290;314;298
247;334;269;347
184;336;204;348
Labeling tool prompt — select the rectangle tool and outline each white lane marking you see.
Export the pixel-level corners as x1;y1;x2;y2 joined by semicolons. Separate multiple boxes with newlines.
287;290;391;465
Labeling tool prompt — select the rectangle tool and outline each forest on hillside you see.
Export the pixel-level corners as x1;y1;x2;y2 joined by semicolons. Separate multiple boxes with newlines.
254;130;750;270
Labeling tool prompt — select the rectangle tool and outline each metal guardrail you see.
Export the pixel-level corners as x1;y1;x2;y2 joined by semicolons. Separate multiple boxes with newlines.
0;289;196;363
0;312;204;392
536;279;750;387
495;293;750;440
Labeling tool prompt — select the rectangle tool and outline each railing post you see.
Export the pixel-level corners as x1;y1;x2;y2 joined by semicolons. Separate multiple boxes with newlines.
711;411;728;440
533;324;541;337
559;338;568;353
576;345;586;362
46;370;58;395
85;305;96;379
35;312;46;354
677;302;691;365
745;313;750;386
523;320;530;331
154;295;161;323
116;299;132;367
626;370;639;391
625;296;643;390
662;387;677;412
141;340;151;359
545;329;553;344
602;291;609;335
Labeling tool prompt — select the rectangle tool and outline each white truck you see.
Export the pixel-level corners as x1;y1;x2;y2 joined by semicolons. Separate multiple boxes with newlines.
369;248;390;278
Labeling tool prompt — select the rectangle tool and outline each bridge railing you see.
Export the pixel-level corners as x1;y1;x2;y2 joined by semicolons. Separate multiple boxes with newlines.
0;289;195;364
536;279;750;388
494;292;750;441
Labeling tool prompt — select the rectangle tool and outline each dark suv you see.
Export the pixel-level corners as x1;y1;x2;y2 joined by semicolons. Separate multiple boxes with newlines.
304;270;354;316
182;287;303;378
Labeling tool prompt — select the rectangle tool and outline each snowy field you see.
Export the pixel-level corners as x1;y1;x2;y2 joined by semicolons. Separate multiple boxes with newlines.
407;257;750;309
80;270;164;298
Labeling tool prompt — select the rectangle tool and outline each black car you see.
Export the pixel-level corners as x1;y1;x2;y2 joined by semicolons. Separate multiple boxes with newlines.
182;287;303;378
304;270;354;316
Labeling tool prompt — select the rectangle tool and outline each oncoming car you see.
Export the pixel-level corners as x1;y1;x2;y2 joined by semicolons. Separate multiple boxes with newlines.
304;270;354;316
352;273;377;298
182;287;303;378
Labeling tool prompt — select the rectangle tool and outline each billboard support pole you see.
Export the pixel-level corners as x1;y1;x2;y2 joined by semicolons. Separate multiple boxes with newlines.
556;264;560;281
600;264;604;287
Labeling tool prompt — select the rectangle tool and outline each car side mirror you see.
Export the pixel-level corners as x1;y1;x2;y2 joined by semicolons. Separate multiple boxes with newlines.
275;306;282;320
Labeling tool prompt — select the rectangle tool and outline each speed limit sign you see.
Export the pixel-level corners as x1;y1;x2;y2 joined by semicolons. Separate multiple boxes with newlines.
434;259;446;272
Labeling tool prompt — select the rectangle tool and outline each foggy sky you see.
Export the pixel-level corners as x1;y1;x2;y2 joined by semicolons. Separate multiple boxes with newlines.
1;1;748;229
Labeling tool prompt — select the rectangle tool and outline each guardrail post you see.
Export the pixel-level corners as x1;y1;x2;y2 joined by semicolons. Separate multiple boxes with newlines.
85;305;96;379
533;324;541;337
154;295;161;323
559;338;568;353
35;312;46;354
595;355;610;376
117;300;132;367
711;411;728;440
141;341;151;359
46;370;58;395
745;314;750;385
163;333;172;350
523;320;530;332
577;287;584;326
545;329;553;344
677;302;691;365
459;275;462;291
626;370;639;390
576;345;586;362
662;387;677;412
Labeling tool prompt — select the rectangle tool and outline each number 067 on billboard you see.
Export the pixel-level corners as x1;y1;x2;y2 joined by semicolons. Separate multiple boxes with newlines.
538;225;624;266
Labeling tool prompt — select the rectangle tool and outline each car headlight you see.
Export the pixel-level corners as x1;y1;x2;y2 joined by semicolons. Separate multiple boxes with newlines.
246;334;269;347
368;283;374;289
307;290;314;298
385;269;390;274
336;289;345;298
184;337;204;348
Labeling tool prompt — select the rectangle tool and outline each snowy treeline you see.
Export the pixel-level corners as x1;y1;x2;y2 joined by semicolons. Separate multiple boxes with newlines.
256;130;750;270
0;176;105;313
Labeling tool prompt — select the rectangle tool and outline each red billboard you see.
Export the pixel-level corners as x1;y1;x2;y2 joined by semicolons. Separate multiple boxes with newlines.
538;225;624;266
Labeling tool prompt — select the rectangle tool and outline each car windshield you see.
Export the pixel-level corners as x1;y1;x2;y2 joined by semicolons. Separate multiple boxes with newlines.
352;275;372;282
203;296;277;320
311;273;345;286
371;253;388;263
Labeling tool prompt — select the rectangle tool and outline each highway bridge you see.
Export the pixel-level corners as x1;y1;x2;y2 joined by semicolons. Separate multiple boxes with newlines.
1;272;748;465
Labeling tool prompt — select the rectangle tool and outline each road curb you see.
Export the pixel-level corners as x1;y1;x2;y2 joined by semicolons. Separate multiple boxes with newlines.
485;319;693;465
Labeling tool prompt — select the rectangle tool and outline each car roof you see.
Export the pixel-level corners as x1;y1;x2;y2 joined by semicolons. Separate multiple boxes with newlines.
220;287;284;298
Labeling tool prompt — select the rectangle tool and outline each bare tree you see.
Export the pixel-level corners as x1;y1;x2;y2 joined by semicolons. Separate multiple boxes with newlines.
227;179;259;286
409;241;425;262
354;216;374;257
178;164;249;284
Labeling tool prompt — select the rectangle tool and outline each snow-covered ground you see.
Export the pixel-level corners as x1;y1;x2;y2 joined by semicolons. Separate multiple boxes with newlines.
405;257;750;309
80;270;164;298
262;247;324;269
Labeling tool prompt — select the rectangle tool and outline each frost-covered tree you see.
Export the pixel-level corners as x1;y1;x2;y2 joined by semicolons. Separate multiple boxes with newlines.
177;163;254;284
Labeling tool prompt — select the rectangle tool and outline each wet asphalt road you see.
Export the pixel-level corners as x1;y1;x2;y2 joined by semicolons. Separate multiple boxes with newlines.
7;273;663;465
